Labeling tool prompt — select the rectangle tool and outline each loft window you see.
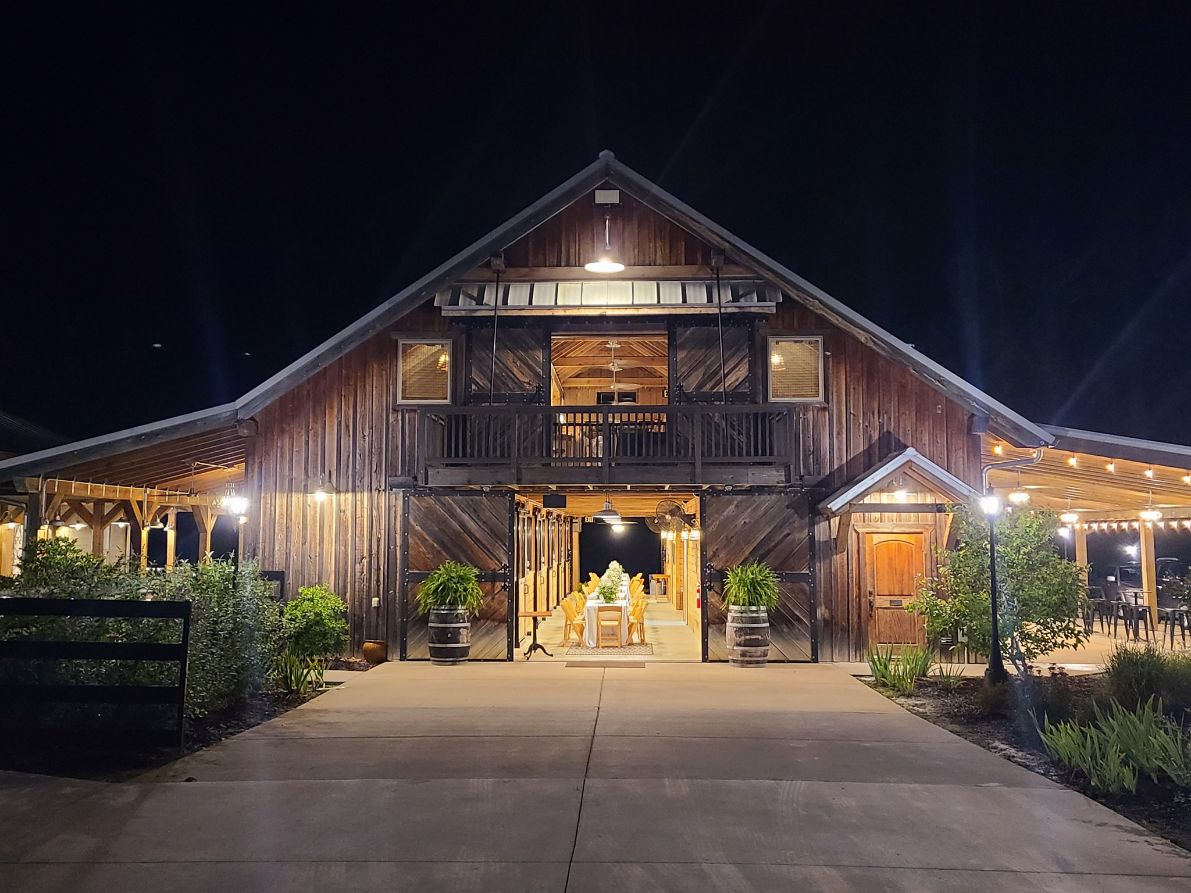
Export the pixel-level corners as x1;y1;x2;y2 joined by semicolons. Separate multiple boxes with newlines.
398;339;451;403
596;391;637;405
767;336;824;402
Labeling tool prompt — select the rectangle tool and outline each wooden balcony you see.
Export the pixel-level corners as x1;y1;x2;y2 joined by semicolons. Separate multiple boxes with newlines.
411;404;817;487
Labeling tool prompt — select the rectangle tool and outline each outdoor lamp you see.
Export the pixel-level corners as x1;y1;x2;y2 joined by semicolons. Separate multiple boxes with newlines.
981;490;1008;684
224;494;249;515
584;211;625;273
979;495;1001;517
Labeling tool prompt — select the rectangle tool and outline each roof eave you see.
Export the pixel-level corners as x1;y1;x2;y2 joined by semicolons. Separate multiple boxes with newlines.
1044;424;1191;468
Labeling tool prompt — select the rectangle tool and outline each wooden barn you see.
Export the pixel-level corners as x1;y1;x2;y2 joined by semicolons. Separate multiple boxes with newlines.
5;151;1184;663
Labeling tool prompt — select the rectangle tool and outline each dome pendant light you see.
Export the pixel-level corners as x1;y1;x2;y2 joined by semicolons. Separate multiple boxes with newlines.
593;495;621;523
585;211;625;273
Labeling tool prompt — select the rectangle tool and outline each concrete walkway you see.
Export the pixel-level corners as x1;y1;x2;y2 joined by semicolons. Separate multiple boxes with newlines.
2;662;1190;891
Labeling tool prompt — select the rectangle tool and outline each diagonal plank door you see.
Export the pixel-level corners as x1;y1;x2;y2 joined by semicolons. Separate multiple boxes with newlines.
402;491;514;660
701;492;816;662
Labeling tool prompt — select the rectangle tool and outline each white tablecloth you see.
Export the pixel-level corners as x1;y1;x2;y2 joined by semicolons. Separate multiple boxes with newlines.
584;598;629;647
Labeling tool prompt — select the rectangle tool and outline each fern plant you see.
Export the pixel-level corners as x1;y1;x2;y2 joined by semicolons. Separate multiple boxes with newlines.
416;560;485;616
723;561;779;610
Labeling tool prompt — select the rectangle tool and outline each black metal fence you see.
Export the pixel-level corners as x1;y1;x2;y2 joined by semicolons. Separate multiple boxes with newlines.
0;597;192;747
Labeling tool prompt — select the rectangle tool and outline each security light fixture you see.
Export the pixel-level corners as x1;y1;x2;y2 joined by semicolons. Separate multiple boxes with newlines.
584;211;624;273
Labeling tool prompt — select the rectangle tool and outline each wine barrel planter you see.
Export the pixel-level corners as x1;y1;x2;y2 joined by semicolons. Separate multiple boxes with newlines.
726;605;770;667
361;640;388;664
428;608;472;665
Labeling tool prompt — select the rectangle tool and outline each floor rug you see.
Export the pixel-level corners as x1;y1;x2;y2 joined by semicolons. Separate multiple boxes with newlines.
566;643;654;656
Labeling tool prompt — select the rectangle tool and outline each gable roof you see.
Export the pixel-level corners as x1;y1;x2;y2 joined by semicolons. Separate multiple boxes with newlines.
1;150;1060;483
819;447;980;516
235;150;1053;444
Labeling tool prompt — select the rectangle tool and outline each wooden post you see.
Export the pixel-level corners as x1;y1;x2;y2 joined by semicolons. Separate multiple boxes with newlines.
91;500;107;558
139;526;150;573
165;508;178;571
1073;524;1089;575
1140;522;1158;620
193;506;212;563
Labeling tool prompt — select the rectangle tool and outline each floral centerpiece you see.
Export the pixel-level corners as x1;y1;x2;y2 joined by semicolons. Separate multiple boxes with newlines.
598;560;625;604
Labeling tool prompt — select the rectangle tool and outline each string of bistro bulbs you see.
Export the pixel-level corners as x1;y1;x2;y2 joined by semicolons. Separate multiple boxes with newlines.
989;443;1191;533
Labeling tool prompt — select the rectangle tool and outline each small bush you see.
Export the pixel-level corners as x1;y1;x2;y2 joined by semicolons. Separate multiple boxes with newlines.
976;679;1011;717
1040;698;1191;793
934;663;966;692
282;584;348;659
867;647;896;687
868;646;933;696
273;650;326;695
1105;645;1191;715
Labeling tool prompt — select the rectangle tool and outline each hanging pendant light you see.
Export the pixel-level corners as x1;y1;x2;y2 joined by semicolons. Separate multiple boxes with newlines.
593;495;621;523
585;211;625;273
1140;490;1162;522
1008;471;1030;505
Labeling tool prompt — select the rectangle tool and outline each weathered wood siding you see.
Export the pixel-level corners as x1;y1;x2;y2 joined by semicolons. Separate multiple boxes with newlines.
757;302;981;661
244;306;447;653
501;193;715;268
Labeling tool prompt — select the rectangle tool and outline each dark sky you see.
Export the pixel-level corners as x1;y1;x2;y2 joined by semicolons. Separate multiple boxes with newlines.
5;4;1191;444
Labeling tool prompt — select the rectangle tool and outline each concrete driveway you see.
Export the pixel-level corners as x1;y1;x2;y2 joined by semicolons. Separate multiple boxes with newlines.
2;661;1190;891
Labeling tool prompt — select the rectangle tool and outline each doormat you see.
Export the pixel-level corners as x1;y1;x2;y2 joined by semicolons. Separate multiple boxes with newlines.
566;661;648;668
566;643;654;656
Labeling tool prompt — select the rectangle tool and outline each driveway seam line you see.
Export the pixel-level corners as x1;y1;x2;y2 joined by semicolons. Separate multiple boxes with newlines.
563;668;603;893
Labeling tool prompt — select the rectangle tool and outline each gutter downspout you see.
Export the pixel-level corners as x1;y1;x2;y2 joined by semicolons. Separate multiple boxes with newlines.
980;448;1044;492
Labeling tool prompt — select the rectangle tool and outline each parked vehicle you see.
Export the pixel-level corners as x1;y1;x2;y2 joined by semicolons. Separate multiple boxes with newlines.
1092;558;1188;607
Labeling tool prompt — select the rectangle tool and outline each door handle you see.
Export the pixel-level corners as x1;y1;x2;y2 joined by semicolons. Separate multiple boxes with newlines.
867;590;875;614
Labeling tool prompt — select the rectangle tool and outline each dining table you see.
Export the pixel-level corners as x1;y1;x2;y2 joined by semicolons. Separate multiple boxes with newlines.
583;578;631;647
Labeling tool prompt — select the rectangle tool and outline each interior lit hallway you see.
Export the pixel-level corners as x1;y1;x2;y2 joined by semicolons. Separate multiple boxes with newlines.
517;594;701;662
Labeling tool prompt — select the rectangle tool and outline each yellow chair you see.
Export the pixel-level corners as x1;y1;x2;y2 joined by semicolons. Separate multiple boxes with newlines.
561;598;585;646
627;600;647;645
596;605;623;648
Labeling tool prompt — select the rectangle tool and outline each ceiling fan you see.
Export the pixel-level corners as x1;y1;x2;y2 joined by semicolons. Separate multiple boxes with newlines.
606;340;640;391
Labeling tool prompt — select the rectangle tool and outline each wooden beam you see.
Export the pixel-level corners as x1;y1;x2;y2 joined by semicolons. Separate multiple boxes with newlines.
91;500;107;557
193;505;212;563
1140;522;1158;620
165;508;177;571
458;264;756;282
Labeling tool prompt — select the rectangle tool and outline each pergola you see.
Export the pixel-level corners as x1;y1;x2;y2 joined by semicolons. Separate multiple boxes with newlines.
0;406;251;573
985;426;1191;618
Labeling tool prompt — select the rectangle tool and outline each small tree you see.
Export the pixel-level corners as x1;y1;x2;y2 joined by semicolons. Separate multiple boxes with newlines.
282;584;349;659
909;505;1087;674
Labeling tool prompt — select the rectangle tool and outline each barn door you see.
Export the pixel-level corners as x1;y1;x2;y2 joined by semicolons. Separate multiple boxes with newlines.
467;326;547;404
401;491;514;660
672;321;753;403
701;492;816;662
865;532;926;650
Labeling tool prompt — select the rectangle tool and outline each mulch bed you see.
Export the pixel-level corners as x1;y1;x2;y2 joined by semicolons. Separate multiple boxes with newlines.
327;655;372;671
0;687;327;783
869;675;1191;852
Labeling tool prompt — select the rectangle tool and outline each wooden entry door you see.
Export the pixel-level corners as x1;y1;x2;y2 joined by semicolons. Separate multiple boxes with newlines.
865;532;926;649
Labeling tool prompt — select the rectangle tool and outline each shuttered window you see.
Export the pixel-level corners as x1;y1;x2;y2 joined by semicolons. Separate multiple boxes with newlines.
398;340;451;403
767;336;824;402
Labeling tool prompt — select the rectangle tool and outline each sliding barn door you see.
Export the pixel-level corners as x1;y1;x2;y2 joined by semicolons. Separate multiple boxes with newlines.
701;492;816;662
672;321;753;403
401;490;514;660
467;326;547;404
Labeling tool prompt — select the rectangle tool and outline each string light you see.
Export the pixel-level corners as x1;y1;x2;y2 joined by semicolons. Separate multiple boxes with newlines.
1144;466;1155;479
1182;472;1191;485
992;444;1004;456
1105;461;1116;473
1066;454;1079;468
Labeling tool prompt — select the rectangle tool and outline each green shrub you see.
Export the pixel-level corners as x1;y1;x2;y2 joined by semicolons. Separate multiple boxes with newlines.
723;561;779;610
1040;698;1191;793
0;540;282;719
1105;645;1191;714
934;663;966;692
282;584;348;659
868;646;896;687
416;560;484;615
900;645;934;679
273;650;325;695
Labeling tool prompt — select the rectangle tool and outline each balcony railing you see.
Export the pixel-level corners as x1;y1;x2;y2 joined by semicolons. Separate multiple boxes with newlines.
410;404;817;486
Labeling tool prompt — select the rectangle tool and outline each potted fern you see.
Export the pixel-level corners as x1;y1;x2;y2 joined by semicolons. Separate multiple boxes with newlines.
723;561;780;667
417;560;485;665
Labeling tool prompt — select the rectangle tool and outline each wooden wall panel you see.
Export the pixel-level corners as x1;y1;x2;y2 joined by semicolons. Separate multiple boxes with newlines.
674;324;751;400
501;193;715;268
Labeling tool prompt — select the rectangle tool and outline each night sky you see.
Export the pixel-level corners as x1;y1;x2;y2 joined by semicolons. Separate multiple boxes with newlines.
6;5;1191;444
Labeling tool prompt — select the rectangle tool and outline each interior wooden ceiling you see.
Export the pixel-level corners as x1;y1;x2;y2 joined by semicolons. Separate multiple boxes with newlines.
520;490;695;518
551;335;668;384
985;440;1191;519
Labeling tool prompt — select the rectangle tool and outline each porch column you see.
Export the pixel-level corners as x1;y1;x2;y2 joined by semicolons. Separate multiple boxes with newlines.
1073;524;1088;575
1140;521;1158;618
91;500;107;558
165;508;178;571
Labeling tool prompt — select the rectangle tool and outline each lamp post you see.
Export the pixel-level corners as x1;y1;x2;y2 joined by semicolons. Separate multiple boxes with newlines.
980;493;1008;684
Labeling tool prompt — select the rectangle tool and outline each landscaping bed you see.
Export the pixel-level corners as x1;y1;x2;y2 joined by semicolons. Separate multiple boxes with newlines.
867;668;1191;852
0;685;332;782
